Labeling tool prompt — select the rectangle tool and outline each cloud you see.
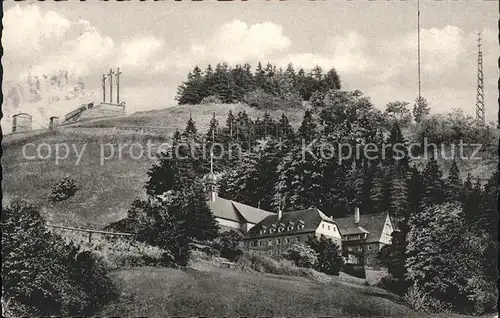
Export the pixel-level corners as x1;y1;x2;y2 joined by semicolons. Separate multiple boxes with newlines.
2;4;115;81
118;36;165;71
278;32;373;75
2;5;71;58
156;20;292;71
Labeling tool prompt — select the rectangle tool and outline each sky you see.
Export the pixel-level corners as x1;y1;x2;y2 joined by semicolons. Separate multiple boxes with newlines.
2;0;498;126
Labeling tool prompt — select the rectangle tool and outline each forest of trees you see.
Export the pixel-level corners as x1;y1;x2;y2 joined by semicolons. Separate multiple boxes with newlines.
175;62;341;105
154;86;498;314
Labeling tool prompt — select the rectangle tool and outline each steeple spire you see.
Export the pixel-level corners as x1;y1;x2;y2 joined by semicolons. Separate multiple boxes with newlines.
206;150;217;202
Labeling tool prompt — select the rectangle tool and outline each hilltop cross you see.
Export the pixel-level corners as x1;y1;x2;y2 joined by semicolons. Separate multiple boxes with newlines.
101;74;106;102
108;69;115;103
115;67;122;104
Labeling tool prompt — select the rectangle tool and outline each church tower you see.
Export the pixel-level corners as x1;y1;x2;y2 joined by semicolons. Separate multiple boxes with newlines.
206;152;217;202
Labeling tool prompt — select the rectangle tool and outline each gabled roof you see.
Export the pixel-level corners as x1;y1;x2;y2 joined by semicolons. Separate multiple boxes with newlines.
231;201;275;224
336;212;390;243
246;208;337;239
207;197;274;224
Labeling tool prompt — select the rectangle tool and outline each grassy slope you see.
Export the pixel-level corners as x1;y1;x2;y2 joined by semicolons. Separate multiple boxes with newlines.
1;104;305;227
101;266;419;317
2;103;498;227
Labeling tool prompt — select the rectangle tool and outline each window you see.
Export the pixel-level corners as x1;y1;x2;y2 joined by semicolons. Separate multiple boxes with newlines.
268;240;272;246
249;241;254;247
322;224;325;229
367;245;371;250
333;226;337;232
297;224;304;230
277;238;281;245
270;228;276;233
328;225;330;231
285;238;290;243
278;227;284;233
287;226;294;231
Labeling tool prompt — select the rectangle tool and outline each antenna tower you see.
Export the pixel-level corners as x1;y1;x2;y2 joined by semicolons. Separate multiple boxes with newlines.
475;32;485;124
417;0;421;99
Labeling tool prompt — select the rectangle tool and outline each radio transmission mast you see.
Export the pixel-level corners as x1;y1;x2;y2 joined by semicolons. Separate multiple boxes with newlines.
417;0;421;99
475;32;485;124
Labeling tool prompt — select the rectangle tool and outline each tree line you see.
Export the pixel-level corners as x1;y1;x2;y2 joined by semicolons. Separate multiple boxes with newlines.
176;62;341;105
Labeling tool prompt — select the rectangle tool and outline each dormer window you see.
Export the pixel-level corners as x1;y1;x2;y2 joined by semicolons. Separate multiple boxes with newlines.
260;229;266;234
297;224;304;230
270;228;276;233
278;227;284;233
287;225;294;231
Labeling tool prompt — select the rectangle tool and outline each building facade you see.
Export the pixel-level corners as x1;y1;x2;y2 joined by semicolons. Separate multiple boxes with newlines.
12;113;33;133
244;208;342;258
336;208;394;267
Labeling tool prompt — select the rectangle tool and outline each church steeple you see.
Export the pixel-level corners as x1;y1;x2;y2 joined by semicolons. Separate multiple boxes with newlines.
206;151;217;201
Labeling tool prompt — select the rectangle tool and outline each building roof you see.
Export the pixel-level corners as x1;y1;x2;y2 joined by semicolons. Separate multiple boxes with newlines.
246;208;337;239
13;112;32;118
335;212;389;243
207;197;274;224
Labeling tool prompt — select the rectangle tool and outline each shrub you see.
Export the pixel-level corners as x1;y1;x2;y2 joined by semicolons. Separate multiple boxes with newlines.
200;95;222;105
50;176;79;202
1;200;117;316
307;236;344;275
243;89;302;110
236;252;310;277
213;230;244;261
283;243;318;269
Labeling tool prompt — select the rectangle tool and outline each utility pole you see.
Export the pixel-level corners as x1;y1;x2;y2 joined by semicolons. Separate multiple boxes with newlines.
475;32;485;124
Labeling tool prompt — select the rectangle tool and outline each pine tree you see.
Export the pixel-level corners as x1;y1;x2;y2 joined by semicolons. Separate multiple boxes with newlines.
413;96;430;123
463;177;483;226
445;160;462;203
182;179;220;242
407;166;423;217
182;114;198;140
218;151;261;207
388;169;410;222
421;156;445;208
479;171;499;235
321;68;341;91
277;113;295;140
172;129;182;146
298;109;317;143
385;122;409;169
206;112;220;142
221;110;237;142
370;166;388;213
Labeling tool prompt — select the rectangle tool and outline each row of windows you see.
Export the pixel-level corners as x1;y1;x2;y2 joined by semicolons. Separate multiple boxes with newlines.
321;223;337;232
260;224;304;235
249;235;308;248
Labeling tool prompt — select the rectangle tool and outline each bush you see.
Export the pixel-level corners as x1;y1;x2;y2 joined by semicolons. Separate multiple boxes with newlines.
236;252;310;277
212;230;244;261
50;176;79;202
200;95;222;105
307;236;344;275
1;200;117;316
243;89;302;110
283;243;318;269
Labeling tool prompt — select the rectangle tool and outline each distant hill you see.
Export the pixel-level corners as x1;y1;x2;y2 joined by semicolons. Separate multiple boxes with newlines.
2;103;497;228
